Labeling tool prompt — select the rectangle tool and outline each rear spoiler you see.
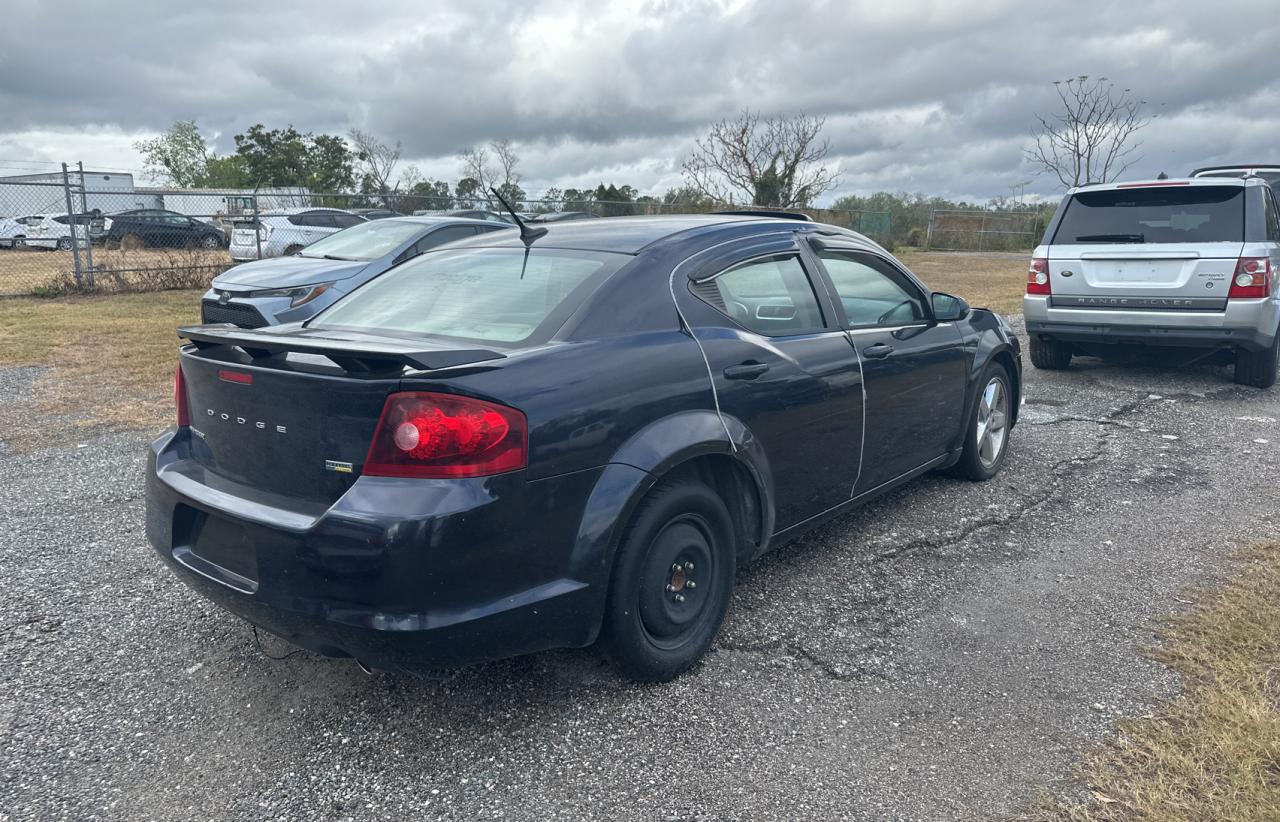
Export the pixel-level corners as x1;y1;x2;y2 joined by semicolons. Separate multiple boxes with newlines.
177;324;505;372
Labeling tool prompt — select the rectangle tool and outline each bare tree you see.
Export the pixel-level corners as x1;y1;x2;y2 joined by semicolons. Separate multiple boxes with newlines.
681;110;839;208
1026;76;1153;188
348;128;402;196
459;140;521;191
459;144;494;193
490;138;521;188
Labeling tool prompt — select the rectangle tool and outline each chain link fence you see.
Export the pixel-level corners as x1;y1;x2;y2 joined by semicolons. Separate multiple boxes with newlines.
924;209;1042;253
0;167;891;297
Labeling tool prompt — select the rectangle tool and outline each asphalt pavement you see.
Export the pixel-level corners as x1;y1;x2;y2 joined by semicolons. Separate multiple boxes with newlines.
3;324;1279;821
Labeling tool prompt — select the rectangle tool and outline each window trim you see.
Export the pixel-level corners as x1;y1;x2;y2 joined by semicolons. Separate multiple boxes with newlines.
692;250;832;337
809;245;935;330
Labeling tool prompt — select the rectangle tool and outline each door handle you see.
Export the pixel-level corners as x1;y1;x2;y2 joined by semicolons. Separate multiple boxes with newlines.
861;343;894;360
723;362;770;380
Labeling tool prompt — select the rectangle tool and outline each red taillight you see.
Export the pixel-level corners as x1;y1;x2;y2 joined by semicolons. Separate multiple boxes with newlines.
1027;258;1051;295
1229;257;1272;299
363;392;527;479
218;369;253;385
175;364;190;428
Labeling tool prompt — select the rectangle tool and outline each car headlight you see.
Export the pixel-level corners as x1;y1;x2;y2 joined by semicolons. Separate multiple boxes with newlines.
252;282;335;307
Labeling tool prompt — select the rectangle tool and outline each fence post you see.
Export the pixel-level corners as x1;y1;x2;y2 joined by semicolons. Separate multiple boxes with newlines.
252;194;262;260
925;209;935;251
77;161;95;289
60;163;83;286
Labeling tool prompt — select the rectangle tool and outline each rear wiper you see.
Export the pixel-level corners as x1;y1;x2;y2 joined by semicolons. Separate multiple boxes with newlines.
1075;233;1145;243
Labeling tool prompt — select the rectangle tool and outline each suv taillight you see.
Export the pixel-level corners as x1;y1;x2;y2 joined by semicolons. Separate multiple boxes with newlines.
1229;257;1272;299
1026;258;1051;295
363;392;527;479
175;364;190;428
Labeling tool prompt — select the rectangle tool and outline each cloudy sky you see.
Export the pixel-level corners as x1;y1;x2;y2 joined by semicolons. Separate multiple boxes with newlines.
1;0;1277;204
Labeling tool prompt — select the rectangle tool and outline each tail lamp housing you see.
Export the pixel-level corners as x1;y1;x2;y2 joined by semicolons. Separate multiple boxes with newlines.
1026;258;1051;295
1229;257;1272;299
364;392;527;479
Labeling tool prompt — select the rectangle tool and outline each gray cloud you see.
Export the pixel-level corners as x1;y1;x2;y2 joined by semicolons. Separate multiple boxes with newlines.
1;0;1278;202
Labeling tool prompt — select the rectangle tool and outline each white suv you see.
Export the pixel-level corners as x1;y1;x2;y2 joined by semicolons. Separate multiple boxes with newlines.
1024;177;1280;387
228;208;365;261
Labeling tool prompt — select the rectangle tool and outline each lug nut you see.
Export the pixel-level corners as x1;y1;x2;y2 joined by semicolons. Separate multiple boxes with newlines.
672;563;682;572
686;581;696;589
684;561;694;571
665;584;674;592
674;594;685;603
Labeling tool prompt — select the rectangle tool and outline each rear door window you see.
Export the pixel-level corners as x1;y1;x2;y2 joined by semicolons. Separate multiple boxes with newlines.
702;255;826;336
312;247;625;345
1053;185;1245;244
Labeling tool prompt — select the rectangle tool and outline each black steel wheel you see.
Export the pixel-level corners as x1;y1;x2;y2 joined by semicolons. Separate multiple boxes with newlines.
600;477;735;681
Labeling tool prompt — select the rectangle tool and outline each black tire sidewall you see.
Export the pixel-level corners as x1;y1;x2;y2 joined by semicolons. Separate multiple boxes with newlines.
601;478;736;681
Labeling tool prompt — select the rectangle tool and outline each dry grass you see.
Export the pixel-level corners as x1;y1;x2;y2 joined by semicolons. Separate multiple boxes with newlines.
897;250;1028;316
0;247;231;296
1019;540;1280;821
0;291;199;447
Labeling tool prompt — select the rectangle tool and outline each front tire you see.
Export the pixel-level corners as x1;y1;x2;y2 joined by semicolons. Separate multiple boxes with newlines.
1029;335;1072;370
283;244;304;256
1234;329;1279;389
600;478;736;682
950;363;1013;481
56;237;73;251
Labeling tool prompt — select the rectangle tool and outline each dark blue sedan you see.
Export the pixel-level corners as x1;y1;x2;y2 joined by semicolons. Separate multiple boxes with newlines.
200;216;513;328
147;214;1021;681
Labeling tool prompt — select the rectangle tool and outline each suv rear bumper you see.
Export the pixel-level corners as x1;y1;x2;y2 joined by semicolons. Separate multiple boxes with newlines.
1024;296;1279;351
145;429;616;674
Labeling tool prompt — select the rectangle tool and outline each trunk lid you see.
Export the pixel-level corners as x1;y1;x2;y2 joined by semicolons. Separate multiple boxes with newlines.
177;325;506;505
1049;242;1241;309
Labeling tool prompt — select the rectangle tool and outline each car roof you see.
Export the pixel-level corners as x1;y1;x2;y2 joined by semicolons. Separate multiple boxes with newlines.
257;207;355;216
1192;164;1280;175
440;214;851;254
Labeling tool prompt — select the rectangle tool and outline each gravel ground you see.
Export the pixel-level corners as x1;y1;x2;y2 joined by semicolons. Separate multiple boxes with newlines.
3;325;1280;821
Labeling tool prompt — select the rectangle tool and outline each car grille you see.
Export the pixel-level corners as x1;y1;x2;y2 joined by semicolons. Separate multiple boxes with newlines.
200;300;268;328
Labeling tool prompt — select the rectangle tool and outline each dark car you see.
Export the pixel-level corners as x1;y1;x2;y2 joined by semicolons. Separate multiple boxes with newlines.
147;215;1021;681
106;209;225;250
200;216;513;328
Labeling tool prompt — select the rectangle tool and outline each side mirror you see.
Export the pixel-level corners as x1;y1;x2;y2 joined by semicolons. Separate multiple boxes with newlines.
931;292;969;322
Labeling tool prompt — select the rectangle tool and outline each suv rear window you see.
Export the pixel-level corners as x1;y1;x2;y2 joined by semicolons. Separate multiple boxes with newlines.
311;247;625;345
1053;185;1245;244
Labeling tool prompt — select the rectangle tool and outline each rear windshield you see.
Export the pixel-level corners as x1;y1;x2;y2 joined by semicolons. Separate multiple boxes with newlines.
1053;185;1244;244
310;247;625;345
296;219;425;261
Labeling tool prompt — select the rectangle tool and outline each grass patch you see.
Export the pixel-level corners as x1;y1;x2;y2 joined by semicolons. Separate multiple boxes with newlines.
0;290;199;445
1021;540;1280;821
0;247;231;297
897;251;1027;316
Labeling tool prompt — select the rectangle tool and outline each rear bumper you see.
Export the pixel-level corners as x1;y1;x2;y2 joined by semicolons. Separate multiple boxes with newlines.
145;429;621;673
1024;295;1279;351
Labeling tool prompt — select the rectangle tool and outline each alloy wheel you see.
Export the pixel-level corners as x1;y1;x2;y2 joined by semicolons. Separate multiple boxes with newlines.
975;376;1008;469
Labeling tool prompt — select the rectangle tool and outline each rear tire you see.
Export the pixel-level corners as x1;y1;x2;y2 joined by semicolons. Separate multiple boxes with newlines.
1029;335;1072;370
284;244;304;256
198;234;221;250
949;362;1013;481
120;233;144;251
600;478;735;682
56;237;73;251
1234;330;1279;389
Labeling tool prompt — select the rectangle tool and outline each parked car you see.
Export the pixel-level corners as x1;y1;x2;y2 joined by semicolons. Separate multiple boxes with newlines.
0;217;26;249
201;216;513;328
1025;176;1280;387
228;208;366;261
528;211;597;222
1192;164;1280;198
14;212;108;250
447;209;516;224
105;209;225;250
148;214;1021;681
351;208;401;220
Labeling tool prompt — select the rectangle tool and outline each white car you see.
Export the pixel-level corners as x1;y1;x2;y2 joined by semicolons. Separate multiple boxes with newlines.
0;217;26;249
1024;176;1280;387
11;213;109;250
228;208;365;261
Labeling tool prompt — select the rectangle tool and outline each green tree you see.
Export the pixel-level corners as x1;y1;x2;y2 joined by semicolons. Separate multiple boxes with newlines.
200;155;252;188
593;183;637;216
232;124;354;191
134;120;209;187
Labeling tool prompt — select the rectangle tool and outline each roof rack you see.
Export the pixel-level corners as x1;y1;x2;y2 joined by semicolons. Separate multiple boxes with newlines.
714;209;813;222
